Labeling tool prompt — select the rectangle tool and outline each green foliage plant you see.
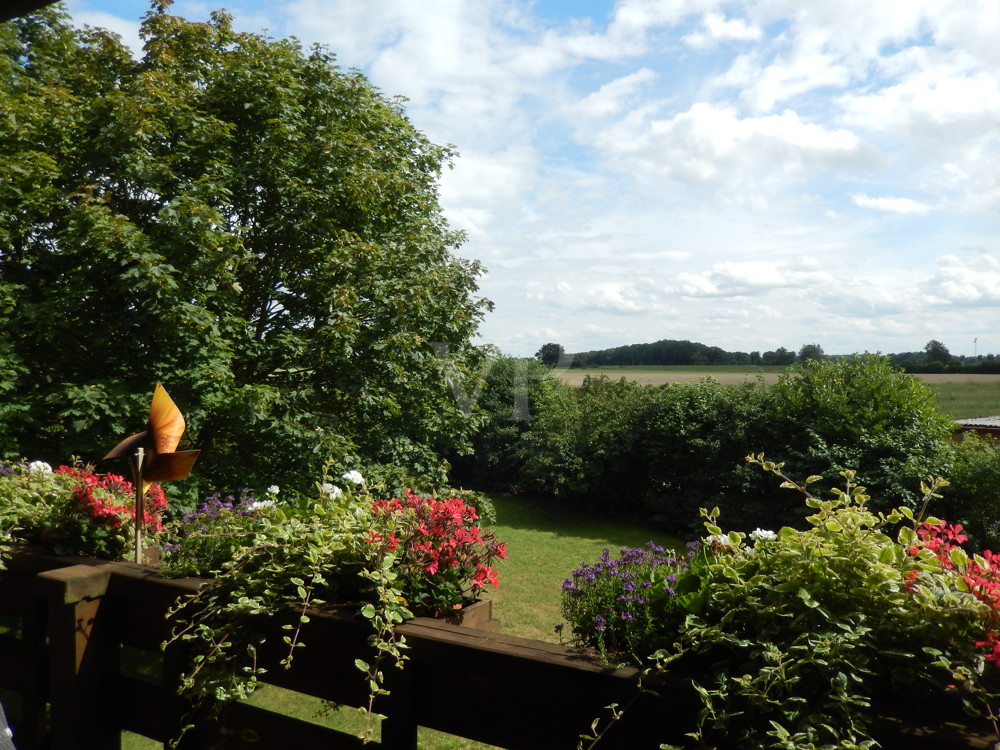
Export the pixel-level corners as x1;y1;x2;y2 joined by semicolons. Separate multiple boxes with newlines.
0;3;490;495
0;460;78;553
651;455;994;750
940;433;1000;551
159;488;281;577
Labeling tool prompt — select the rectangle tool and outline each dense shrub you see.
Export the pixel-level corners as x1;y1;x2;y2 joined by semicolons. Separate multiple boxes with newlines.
640;378;781;531
471;355;955;533
940;434;1000;551
518;375;656;508
770;355;954;510
448;355;552;490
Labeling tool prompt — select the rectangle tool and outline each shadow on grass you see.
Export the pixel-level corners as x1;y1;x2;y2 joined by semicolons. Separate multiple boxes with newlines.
487;492;686;551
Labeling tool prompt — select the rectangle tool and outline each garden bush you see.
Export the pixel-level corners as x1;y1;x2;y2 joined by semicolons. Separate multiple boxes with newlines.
517;375;656;509
939;433;1000;551
769;355;954;510
560;457;1000;749
473;355;956;534
640;377;781;531
448;354;552;491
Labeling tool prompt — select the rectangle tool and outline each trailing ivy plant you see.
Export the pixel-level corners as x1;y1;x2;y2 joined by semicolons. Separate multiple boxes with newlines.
161;471;506;744
163;479;411;743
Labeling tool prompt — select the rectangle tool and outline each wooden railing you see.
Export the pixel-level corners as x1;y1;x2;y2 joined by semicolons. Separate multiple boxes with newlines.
0;547;996;750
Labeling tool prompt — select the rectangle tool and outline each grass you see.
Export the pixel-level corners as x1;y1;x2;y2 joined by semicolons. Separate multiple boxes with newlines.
122;492;677;749
928;380;1000;419
565;364;787;373
481;493;683;642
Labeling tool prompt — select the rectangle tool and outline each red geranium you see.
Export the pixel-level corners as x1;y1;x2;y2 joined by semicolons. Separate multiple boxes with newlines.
369;490;507;614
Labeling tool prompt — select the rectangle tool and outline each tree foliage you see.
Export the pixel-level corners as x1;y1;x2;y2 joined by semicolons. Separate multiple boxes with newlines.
925;339;952;364
797;342;824;362
535;342;565;368
0;4;490;494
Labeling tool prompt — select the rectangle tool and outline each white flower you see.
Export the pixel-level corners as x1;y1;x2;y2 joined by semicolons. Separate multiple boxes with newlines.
27;460;52;474
321;482;343;499
342;470;364;485
267;485;280;496
249;499;277;510
749;528;777;541
705;533;729;546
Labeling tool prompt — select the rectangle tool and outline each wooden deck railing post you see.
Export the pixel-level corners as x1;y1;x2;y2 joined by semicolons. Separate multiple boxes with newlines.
38;564;120;750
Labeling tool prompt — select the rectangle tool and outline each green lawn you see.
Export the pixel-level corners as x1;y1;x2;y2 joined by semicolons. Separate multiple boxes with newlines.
928;380;1000;419
481;493;682;642
124;492;677;749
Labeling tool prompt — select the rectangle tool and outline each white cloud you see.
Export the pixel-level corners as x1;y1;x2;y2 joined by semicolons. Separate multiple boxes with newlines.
671;258;834;298
575;69;657;119
683;11;762;49
850;193;933;214
590;103;878;197
65;0;1000;358
923;253;1000;305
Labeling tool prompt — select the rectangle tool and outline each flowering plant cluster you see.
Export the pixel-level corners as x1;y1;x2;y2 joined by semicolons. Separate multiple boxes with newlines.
559;541;700;662
160;488;278;577
905;518;1000;728
0;459;166;560
160;472;506;741
369;489;507;615
46;464;166;559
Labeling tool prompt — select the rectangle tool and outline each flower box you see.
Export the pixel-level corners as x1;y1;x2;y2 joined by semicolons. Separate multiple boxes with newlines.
435;597;499;631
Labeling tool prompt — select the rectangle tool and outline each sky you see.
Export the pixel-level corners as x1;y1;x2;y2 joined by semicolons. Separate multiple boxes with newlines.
62;0;1000;358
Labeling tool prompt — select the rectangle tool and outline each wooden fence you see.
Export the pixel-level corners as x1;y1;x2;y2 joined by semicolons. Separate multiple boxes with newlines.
0;546;996;750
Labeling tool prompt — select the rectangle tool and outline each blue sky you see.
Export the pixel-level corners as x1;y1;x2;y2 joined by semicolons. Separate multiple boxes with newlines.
64;0;1000;358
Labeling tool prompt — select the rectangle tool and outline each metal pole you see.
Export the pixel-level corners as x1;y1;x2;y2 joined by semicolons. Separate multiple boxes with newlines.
131;447;145;564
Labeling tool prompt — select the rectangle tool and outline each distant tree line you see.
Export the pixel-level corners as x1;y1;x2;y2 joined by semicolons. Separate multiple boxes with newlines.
544;338;1000;373
563;339;809;367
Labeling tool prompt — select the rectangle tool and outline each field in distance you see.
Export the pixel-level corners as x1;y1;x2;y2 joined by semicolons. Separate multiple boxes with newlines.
555;366;1000;419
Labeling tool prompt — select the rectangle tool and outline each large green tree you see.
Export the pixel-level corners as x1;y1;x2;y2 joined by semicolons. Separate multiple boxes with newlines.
0;3;491;494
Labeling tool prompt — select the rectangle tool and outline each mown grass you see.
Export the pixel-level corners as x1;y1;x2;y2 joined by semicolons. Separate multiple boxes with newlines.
928;380;1000;419
565;364;787;373
123;493;677;749
482;493;682;642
